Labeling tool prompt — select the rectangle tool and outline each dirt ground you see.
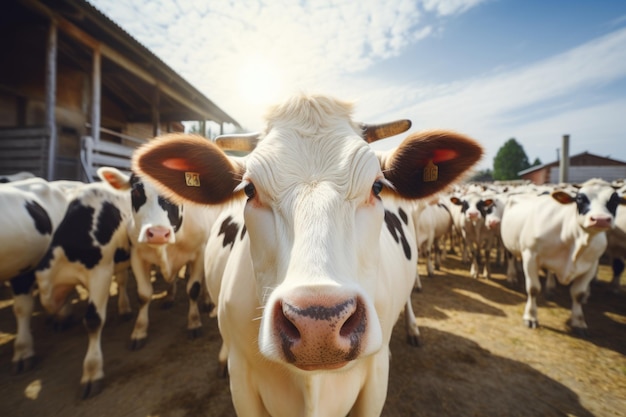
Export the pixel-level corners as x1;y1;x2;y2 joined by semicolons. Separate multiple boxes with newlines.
1;251;625;417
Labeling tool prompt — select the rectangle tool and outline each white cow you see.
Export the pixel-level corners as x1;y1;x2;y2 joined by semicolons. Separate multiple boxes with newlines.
500;178;626;335
35;180;132;398
132;94;483;417
604;190;626;293
0;178;81;373
414;199;453;277
98;168;217;348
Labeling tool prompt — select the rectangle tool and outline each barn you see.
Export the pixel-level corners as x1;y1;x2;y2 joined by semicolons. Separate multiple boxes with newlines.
518;151;626;185
0;0;241;182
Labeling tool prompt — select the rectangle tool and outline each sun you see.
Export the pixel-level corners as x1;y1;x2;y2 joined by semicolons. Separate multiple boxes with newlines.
237;55;285;107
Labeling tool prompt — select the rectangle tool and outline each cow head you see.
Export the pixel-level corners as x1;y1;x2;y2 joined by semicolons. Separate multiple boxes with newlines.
98;168;182;245
551;178;626;232
450;193;493;224
132;94;483;370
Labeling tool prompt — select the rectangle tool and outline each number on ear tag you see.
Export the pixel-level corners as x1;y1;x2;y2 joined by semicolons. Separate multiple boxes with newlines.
185;172;200;187
423;160;438;182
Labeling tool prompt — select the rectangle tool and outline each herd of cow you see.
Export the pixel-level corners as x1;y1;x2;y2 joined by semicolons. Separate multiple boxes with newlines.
1;93;624;417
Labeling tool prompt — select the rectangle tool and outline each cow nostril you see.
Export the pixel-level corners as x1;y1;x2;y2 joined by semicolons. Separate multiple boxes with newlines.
277;302;301;341
339;300;365;338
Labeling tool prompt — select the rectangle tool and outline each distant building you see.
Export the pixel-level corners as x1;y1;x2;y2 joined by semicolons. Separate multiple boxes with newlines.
518;152;626;185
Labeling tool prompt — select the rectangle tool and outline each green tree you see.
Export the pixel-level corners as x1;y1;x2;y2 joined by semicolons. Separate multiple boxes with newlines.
493;138;531;180
531;157;542;167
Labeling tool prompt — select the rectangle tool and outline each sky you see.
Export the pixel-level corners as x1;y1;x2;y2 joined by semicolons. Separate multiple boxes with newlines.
87;0;626;171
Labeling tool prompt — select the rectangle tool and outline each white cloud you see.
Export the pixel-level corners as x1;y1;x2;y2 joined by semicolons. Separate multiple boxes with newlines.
368;27;626;168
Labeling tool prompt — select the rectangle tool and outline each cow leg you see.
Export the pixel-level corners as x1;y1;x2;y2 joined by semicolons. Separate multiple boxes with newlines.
521;251;541;329
610;257;624;293
469;246;479;279
568;267;596;337
9;272;36;374
186;255;205;339
544;271;557;299
130;257;153;350
80;268;113;399
217;341;229;378
425;243;435;277
505;250;518;285
404;297;420;347
482;243;492;280
434;238;442;270
114;269;132;320
413;269;422;292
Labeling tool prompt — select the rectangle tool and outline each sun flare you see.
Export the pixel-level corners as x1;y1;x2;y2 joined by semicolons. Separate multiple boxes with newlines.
237;55;285;106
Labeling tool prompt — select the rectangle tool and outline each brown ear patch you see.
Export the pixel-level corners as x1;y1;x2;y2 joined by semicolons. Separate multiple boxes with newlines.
383;130;483;199
132;133;242;205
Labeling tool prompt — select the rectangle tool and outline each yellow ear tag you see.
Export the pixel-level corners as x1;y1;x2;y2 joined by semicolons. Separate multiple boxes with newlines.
423;159;438;182
185;172;201;187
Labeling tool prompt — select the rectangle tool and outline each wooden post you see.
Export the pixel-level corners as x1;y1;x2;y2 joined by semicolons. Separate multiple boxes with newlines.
91;45;101;143
152;85;160;137
45;21;58;180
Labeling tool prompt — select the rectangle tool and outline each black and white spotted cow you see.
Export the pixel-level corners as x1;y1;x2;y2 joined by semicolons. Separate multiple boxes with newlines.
35;180;132;398
0;177;80;373
449;191;495;279
604;185;626;293
98;167;218;350
501;178;626;335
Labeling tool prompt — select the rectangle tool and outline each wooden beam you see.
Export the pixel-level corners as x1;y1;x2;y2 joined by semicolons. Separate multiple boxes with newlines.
45;21;58;180
91;45;101;143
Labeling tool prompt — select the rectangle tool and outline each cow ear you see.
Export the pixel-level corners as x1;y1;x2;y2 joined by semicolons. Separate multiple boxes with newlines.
379;130;483;199
450;196;462;206
551;190;575;205
132;133;244;205
98;167;131;191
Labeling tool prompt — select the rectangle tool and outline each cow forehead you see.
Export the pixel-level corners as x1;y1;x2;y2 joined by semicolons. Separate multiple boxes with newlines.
578;182;615;202
246;127;380;200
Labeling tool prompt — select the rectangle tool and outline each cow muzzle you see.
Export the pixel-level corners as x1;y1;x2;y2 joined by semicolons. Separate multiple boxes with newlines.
139;225;175;244
270;294;369;371
586;214;613;230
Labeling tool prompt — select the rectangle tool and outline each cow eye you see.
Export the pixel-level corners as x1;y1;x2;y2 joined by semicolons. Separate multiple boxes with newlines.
244;182;256;199
372;180;383;196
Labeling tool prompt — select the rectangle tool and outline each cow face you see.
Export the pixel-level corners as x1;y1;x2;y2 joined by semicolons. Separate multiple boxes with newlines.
551;178;626;231
450;193;493;224
131;94;483;372
99;168;182;245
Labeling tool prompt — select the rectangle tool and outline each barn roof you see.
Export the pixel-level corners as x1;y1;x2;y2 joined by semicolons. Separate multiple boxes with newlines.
518;151;626;176
14;0;241;128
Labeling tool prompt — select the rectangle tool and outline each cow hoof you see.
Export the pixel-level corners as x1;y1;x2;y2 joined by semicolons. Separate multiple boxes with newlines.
571;327;589;338
80;378;104;399
412;286;422;293
406;335;421;347
200;301;215;314
188;327;203;339
524;319;539;329
11;356;36;375
129;337;147;351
